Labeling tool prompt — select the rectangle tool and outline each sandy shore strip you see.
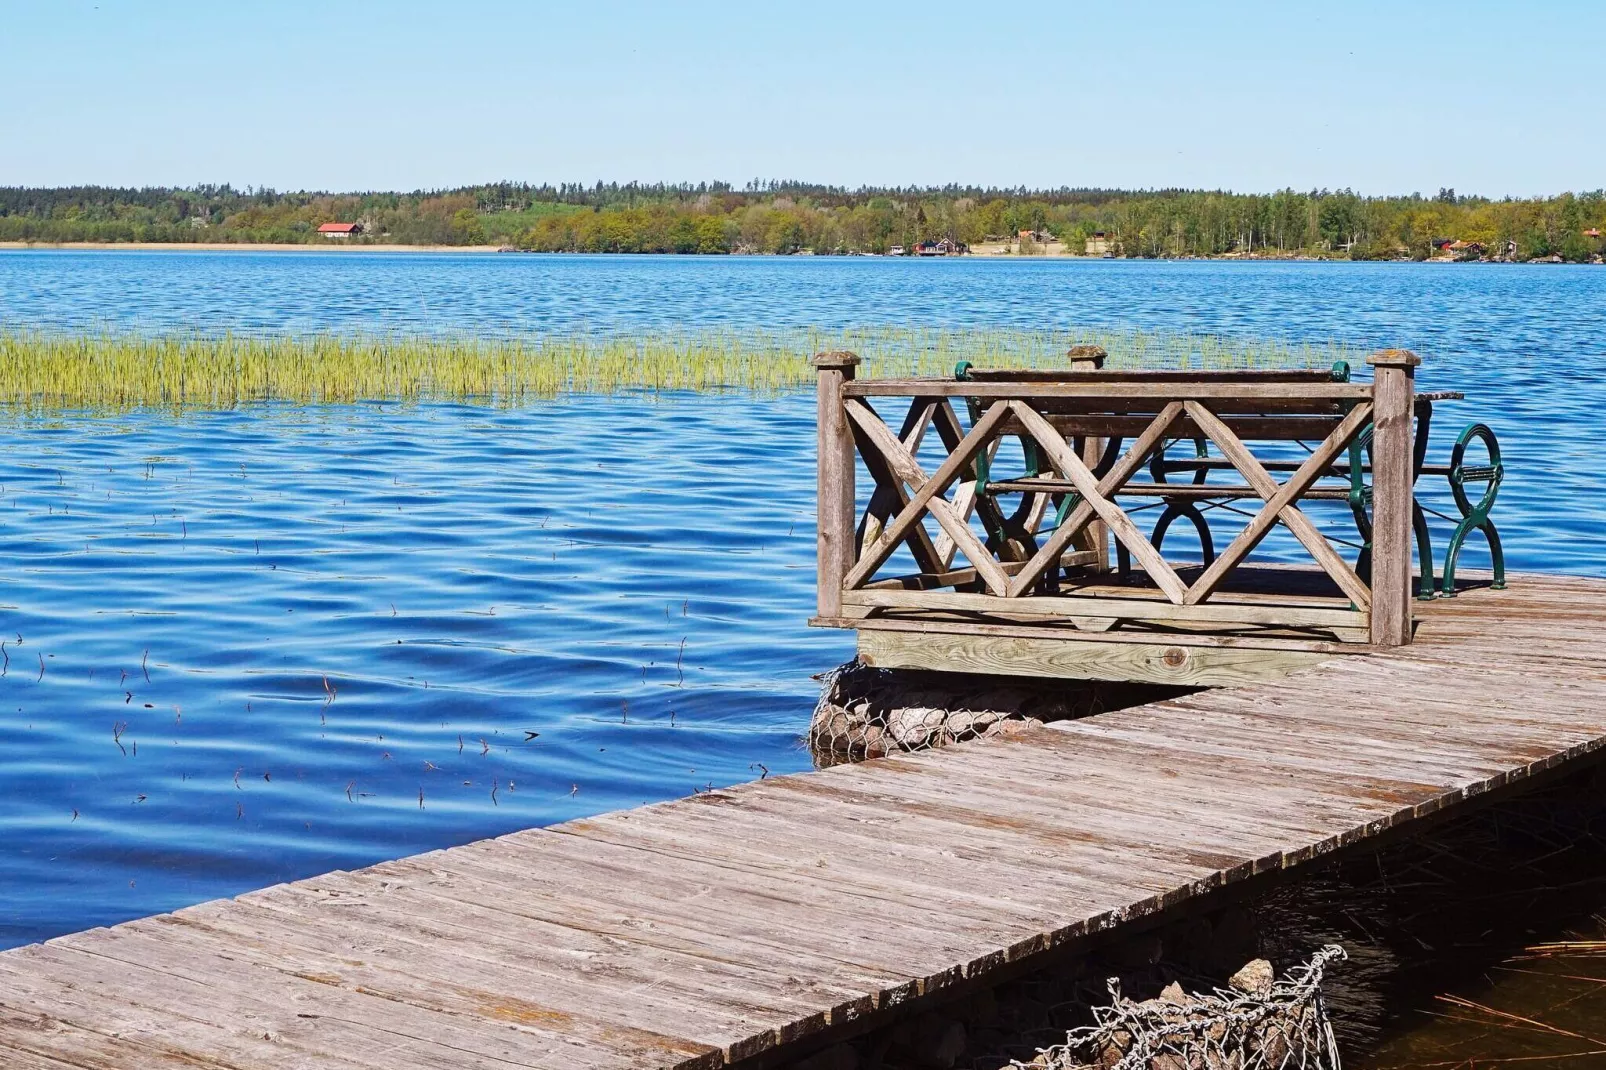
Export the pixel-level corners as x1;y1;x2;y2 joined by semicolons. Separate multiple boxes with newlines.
0;241;509;253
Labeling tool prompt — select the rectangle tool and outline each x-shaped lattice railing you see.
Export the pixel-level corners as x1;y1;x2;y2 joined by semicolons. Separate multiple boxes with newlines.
842;395;1376;608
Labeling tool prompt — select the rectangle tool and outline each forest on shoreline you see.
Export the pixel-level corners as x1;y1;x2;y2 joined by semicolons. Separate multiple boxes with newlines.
3;181;1604;261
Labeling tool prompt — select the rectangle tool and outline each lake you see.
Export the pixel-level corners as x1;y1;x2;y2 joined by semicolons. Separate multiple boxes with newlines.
3;250;1606;1062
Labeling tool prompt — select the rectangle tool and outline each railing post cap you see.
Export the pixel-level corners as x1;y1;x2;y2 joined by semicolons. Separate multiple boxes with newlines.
1067;344;1108;369
812;351;861;370
1366;349;1421;368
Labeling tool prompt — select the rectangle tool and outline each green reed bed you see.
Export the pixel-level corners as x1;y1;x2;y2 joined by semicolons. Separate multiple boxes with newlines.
0;328;1356;413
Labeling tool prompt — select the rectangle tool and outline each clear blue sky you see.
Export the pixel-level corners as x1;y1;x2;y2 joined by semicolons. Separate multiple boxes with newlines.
4;1;1601;197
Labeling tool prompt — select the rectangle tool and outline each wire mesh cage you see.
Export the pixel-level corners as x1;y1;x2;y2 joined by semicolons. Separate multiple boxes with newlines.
1016;946;1347;1070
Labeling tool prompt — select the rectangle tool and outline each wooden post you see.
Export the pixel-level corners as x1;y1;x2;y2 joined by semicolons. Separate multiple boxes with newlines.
1367;349;1420;647
814;351;861;619
1069;345;1110;571
1067;344;1107;372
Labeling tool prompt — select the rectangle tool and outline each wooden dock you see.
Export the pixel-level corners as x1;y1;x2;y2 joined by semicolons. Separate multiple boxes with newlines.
5;572;1606;1070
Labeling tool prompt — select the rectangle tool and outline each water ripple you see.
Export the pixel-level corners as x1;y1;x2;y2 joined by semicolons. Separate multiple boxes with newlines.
2;254;1605;947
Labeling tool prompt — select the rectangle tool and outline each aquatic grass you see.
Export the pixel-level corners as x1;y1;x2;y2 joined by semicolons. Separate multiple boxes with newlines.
0;327;1355;414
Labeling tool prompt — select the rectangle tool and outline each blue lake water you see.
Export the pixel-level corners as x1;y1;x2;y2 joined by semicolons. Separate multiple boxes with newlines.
2;250;1605;950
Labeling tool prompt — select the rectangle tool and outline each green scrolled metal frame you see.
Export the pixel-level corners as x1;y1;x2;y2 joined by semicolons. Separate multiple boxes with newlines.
1439;421;1505;595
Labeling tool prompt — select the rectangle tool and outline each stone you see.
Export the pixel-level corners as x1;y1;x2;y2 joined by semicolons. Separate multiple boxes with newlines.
857;723;887;756
808;662;1137;762
886;706;943;748
1229;958;1275;997
984;716;1043;738
1258;1021;1291;1065
1157;981;1189;1005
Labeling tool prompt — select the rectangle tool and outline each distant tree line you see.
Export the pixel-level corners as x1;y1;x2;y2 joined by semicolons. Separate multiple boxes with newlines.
2;183;1603;260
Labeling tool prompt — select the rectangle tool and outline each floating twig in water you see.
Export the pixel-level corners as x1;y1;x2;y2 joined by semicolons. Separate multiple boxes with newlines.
750;763;769;780
112;721;128;756
141;649;149;683
1434;994;1606;1044
491;778;499;806
418;788;425;809
676;637;687;686
480;737;489;756
36;653;44;681
523;730;540;741
345;781;355;802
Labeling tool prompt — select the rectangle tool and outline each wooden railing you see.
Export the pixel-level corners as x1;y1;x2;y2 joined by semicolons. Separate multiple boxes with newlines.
813;349;1423;648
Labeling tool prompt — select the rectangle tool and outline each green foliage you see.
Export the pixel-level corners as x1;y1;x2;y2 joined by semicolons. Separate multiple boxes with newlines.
2;182;1604;260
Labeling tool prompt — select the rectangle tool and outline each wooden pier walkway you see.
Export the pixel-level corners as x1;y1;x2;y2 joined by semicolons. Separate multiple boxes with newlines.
4;572;1606;1070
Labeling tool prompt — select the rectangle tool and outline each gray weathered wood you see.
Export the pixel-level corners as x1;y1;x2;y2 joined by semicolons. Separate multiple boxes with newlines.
841;401;1010;591
846;380;1373;400
843;588;1367;631
814;352;861;619
8;571;1605;1070
1182;399;1374;609
1005;401;1186;597
1011;401;1189;603
845;399;1011;595
857;627;1339;685
1368;350;1420;646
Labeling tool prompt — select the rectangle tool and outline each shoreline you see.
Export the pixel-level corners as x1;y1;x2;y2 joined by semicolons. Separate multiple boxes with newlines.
0;241;508;253
1;241;1595;265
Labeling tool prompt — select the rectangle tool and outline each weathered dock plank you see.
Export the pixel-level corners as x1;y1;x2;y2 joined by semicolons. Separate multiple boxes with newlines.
5;572;1606;1070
